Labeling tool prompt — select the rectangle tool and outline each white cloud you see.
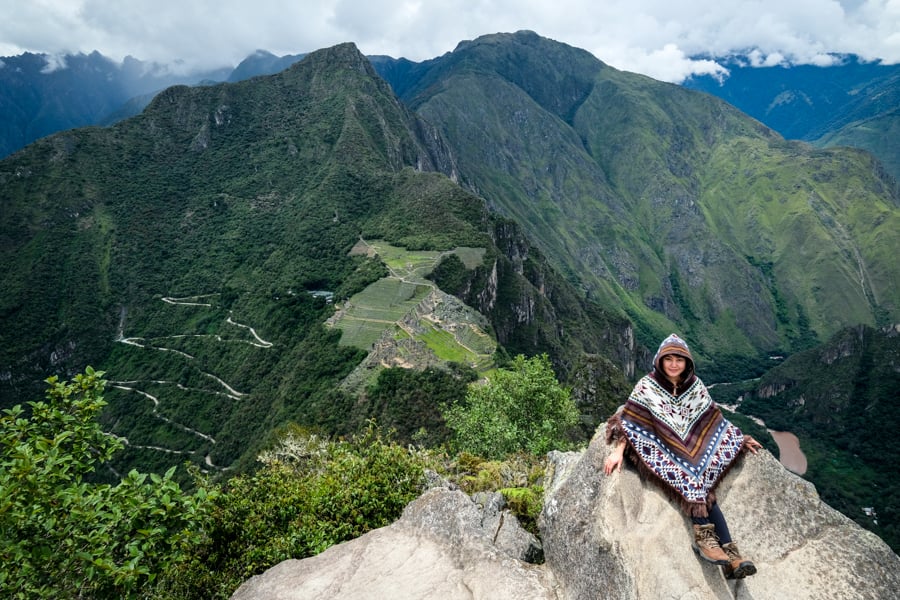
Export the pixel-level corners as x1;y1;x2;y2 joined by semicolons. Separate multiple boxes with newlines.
40;53;68;73
0;0;898;82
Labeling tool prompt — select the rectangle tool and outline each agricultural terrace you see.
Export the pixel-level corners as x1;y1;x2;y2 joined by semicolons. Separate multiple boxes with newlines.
331;240;491;366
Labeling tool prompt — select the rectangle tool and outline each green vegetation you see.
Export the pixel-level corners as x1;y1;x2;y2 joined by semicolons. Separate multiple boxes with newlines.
155;423;429;599
0;368;214;599
2;31;899;571
0;42;633;482
356;364;477;445
2;368;566;598
442;354;578;459
738;325;900;552
816;108;900;184
453;451;547;537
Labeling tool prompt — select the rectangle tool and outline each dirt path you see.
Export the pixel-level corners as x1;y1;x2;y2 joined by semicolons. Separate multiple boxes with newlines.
111;383;217;443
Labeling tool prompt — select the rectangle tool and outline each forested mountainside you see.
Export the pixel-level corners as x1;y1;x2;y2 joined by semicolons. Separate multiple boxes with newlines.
3;32;900;553
0;50;313;161
0;42;634;477
369;31;900;372
683;56;900;183
715;324;900;551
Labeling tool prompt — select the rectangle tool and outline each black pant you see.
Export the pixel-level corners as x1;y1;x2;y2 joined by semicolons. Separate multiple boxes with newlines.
691;502;732;544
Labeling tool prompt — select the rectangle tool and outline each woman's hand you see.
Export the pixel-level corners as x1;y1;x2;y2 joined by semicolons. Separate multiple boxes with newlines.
604;441;626;475
743;435;763;454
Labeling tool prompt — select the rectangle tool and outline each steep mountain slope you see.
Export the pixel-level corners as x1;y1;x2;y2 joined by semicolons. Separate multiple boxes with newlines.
378;31;900;370
0;43;633;476
0;51;231;159
815;106;900;184
682;57;900;182
736;324;900;550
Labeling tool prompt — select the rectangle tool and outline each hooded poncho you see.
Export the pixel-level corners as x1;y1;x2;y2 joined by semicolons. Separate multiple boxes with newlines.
607;334;747;517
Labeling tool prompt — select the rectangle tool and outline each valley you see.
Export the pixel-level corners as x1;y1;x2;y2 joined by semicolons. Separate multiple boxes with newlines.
0;33;897;553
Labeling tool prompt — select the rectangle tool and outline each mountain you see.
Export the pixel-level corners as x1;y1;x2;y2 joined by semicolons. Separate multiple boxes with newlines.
815;106;900;184
682;56;900;182
227;50;307;82
2;29;899;503
0;50;316;160
0;42;634;477
370;31;900;371
0;51;231;158
731;324;900;550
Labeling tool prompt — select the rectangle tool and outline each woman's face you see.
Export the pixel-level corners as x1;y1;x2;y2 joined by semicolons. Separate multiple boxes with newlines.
661;354;687;382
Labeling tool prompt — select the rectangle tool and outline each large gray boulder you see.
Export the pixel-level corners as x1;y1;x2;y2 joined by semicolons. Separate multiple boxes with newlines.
541;431;900;600
230;486;556;600
232;432;900;599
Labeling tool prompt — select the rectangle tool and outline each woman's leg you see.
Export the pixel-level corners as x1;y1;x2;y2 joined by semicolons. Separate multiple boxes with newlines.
691;502;732;544
690;503;730;564
706;502;732;544
693;503;756;578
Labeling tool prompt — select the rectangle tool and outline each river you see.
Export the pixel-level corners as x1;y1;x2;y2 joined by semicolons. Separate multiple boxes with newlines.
718;399;808;475
768;430;807;475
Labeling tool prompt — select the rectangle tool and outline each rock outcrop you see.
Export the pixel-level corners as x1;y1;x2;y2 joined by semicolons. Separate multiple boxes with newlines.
231;432;900;599
540;433;899;599
230;486;556;599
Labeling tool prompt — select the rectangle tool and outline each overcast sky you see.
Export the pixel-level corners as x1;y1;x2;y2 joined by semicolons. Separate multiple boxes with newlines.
2;0;899;83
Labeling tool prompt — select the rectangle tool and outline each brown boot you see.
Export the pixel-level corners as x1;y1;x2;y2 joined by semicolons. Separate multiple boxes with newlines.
721;541;757;579
692;524;730;565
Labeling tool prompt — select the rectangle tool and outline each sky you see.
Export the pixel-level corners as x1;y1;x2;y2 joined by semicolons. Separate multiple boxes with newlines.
1;0;899;83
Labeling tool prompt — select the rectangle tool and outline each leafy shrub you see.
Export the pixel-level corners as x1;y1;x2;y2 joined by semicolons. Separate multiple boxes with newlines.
441;354;578;459
155;422;429;600
0;368;214;599
452;451;546;536
360;365;476;445
499;486;544;536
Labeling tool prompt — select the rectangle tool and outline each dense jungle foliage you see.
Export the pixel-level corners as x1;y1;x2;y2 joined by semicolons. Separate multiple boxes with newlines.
2;366;556;599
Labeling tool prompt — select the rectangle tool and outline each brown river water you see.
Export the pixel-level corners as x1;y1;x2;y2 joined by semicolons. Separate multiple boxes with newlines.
768;430;807;475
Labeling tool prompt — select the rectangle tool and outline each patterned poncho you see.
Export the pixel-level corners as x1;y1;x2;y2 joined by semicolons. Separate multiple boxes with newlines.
608;373;746;517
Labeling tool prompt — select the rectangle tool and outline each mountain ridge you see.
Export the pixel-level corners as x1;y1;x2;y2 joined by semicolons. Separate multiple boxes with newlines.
377;31;899;364
0;41;635;476
683;55;900;182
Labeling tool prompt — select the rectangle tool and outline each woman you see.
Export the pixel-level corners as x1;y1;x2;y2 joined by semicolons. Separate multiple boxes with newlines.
603;333;763;579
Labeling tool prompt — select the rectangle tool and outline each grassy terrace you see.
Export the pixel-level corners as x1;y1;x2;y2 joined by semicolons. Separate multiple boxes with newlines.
331;240;492;369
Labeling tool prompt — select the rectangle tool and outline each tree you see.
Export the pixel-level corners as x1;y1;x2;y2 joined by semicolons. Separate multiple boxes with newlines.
154;423;428;600
0;367;213;599
441;354;578;459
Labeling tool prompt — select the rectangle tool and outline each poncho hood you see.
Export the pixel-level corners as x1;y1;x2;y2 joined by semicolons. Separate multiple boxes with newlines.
652;333;695;387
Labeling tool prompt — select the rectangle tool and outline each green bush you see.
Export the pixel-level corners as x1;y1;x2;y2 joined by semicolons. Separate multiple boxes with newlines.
0;368;214;599
452;452;546;536
155;423;429;600
441;354;577;459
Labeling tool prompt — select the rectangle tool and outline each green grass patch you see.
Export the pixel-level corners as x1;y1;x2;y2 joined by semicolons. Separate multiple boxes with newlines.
331;241;489;352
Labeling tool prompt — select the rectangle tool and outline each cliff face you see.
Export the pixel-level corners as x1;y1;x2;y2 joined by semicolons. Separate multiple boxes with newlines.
230;434;900;599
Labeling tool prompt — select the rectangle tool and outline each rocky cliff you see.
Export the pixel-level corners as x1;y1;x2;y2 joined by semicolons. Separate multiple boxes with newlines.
230;431;899;599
